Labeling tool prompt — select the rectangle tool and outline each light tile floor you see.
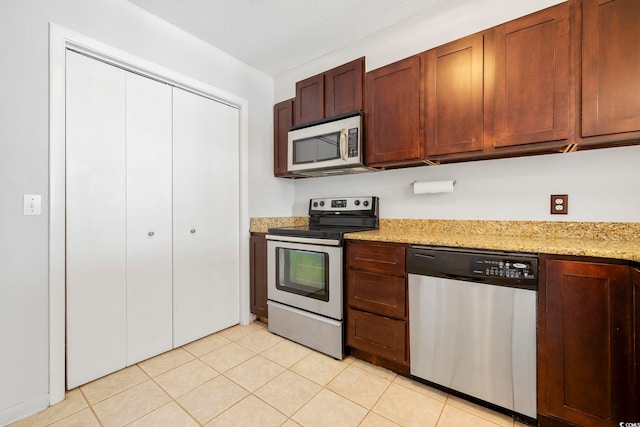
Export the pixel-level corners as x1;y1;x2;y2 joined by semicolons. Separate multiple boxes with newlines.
11;321;532;427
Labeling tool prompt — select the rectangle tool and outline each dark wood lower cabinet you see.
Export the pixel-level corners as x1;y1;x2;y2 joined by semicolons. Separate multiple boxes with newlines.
538;255;635;426
346;307;406;363
345;240;409;371
347;269;406;319
634;268;640;421
249;232;268;319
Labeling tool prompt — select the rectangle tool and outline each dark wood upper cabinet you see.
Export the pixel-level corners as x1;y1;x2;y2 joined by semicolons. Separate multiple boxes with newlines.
581;0;640;142
324;58;364;118
295;74;324;124
273;98;295;177
425;32;486;157
539;256;635;427
492;2;570;149
295;57;364;125
365;55;424;167
276;0;640;176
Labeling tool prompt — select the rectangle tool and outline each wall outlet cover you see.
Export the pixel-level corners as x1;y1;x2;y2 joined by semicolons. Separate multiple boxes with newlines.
550;194;568;215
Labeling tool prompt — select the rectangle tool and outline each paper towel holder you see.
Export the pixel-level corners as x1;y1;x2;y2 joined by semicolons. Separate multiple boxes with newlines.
409;180;457;187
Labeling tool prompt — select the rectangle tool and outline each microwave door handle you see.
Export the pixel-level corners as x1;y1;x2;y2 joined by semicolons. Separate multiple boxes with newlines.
339;128;348;160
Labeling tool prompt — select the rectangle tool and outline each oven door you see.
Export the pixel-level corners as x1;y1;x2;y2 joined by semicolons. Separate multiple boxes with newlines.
266;235;343;320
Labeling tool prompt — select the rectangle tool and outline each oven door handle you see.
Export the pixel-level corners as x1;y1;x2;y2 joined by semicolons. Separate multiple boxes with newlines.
266;234;341;246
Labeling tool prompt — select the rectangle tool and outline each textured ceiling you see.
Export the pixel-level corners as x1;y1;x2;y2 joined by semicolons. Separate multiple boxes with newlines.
127;0;463;76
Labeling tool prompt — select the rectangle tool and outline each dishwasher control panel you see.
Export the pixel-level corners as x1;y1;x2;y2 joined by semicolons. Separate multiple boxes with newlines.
471;258;536;280
408;246;538;290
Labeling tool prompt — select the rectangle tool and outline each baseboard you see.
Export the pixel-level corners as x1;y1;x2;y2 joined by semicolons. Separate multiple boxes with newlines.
0;394;49;427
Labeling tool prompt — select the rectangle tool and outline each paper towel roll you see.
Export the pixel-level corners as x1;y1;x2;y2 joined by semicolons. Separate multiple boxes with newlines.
412;180;456;194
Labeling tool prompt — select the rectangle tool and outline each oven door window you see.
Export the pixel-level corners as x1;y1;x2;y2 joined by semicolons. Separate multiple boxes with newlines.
292;131;340;165
276;247;329;301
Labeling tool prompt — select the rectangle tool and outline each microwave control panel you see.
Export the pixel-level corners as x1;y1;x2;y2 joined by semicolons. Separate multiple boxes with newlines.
347;127;359;157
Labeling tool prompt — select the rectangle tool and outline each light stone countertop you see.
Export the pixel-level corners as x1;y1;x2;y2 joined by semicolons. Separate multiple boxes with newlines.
251;217;640;262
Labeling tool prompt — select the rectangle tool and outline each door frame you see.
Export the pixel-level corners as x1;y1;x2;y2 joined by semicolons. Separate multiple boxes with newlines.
49;23;250;405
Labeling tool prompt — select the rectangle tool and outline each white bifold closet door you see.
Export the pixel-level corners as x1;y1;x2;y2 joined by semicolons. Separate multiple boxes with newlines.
125;72;173;365
66;50;240;388
66;52;173;388
66;51;128;388
172;88;240;347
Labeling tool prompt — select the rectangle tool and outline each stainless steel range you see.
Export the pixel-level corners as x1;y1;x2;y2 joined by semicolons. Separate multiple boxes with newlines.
266;196;379;359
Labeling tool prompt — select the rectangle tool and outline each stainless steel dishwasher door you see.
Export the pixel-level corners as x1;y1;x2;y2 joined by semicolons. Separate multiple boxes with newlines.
408;274;537;418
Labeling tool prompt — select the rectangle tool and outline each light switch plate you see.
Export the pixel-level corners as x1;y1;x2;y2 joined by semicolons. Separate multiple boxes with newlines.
23;194;42;216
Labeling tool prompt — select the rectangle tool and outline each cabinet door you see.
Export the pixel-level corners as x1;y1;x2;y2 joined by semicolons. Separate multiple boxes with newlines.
582;0;640;140
346;269;405;319
426;33;485;156
347;308;407;364
173;88;240;347
273;99;295;177
249;233;268;319
346;240;406;276
125;72;173;365
492;3;569;148
66;51;127;388
325;57;364;117
365;55;423;167
542;259;633;426
295;73;324;124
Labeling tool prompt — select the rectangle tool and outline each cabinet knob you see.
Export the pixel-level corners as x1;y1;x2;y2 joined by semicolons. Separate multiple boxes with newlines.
190;229;196;234
148;231;155;236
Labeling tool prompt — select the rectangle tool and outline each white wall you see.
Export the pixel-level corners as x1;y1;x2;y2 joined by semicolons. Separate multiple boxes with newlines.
274;0;640;223
0;0;286;423
290;146;640;222
274;0;566;101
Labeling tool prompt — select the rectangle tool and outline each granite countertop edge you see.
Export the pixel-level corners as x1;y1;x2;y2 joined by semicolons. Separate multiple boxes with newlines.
343;230;640;262
250;217;640;263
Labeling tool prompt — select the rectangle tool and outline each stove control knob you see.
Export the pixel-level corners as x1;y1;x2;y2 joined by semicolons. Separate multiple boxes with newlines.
363;200;369;207
313;202;318;208
354;200;360;206
319;201;325;207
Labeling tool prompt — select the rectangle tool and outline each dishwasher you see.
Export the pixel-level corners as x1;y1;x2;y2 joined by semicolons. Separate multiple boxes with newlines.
408;245;538;421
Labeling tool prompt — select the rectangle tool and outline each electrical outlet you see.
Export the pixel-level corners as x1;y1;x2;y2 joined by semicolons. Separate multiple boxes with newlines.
550;194;568;215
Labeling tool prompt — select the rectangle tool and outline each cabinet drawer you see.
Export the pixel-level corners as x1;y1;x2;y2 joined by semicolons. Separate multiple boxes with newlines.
346;308;407;364
346;241;406;276
347;269;405;318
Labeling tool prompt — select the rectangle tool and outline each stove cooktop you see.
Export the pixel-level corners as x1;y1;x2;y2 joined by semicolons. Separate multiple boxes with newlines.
267;224;377;240
268;196;379;241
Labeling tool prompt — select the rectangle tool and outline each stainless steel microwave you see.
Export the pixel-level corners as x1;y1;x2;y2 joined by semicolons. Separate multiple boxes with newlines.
287;113;376;177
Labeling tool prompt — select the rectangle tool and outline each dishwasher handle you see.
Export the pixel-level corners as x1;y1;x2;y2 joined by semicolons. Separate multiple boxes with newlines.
412;252;435;259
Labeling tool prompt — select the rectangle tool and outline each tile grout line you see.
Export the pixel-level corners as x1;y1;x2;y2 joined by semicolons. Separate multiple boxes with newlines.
355;372;394;427
78;386;104;427
433;394;450;427
140;367;203;426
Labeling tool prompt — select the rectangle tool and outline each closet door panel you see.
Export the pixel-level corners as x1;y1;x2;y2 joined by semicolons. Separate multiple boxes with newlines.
172;89;240;347
206;99;240;332
66;51;127;388
125;73;173;365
